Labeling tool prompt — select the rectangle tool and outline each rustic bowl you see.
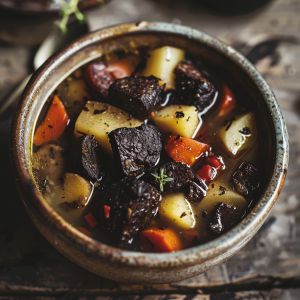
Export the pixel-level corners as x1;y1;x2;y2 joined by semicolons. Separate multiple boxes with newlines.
12;22;289;283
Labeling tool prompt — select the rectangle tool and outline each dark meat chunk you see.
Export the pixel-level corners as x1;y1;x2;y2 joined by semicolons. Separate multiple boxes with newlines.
232;162;260;199
175;61;216;112
109;124;162;176
176;60;205;82
209;202;241;235
109;76;163;119
150;162;194;192
106;178;161;247
85;62;114;99
185;178;207;202
150;162;207;195
150;162;207;200
80;135;104;183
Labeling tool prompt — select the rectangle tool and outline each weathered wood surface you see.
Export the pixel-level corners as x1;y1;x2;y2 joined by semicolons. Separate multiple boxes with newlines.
1;290;300;300
0;0;300;298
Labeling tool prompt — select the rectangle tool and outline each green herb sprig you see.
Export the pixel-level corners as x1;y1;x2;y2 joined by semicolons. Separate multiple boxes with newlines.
151;167;173;192
58;0;86;33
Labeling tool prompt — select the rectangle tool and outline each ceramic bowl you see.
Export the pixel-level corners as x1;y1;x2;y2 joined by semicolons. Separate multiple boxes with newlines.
11;22;289;283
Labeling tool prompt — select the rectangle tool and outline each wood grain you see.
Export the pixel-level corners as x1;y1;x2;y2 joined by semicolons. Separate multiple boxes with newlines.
0;0;300;298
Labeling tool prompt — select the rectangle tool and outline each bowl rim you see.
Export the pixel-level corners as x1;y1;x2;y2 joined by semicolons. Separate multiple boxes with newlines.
12;21;289;269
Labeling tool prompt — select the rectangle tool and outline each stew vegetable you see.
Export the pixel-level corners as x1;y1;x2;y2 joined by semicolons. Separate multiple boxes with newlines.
32;45;261;252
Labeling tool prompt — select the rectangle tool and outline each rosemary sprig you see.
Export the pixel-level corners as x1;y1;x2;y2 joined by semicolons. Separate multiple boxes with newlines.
58;0;86;33
151;167;173;192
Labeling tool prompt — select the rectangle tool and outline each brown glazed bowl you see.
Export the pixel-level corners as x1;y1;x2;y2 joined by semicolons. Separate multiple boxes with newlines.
12;22;288;283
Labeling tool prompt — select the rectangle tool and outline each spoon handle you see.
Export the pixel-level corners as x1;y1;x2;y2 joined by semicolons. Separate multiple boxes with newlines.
0;75;32;118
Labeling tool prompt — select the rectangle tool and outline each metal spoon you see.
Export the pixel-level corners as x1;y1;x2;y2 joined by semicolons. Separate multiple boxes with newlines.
0;20;89;117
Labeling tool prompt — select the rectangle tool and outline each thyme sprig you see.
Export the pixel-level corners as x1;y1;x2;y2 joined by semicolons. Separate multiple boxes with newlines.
58;0;86;33
151;167;173;192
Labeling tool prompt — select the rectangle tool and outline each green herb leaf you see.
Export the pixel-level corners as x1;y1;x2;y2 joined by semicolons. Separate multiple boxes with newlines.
151;167;173;192
58;0;86;33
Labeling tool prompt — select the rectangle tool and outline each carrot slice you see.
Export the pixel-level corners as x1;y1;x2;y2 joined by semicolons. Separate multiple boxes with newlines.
165;135;209;166
107;59;133;79
218;84;236;117
141;228;183;252
33;95;69;146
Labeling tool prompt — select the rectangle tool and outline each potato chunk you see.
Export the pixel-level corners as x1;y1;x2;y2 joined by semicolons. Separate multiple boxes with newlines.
159;193;196;230
196;181;247;233
32;144;64;185
152;105;200;138
62;173;93;207
142;46;185;89
74;101;142;152
219;112;256;157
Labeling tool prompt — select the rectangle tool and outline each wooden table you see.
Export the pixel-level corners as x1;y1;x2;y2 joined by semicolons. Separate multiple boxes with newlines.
0;0;299;298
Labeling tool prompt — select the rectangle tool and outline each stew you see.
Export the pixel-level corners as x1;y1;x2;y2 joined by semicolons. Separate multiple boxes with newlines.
32;45;262;252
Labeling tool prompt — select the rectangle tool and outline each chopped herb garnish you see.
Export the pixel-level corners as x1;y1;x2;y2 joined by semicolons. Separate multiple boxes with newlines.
175;111;185;118
60;200;83;211
219;185;227;195
202;210;208;218
151;167;173;192
180;212;187;218
239;127;251;135
41;179;49;194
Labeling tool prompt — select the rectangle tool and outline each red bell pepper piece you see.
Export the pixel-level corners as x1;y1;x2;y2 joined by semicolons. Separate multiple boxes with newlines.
103;204;111;219
197;164;217;182
218;84;236;117
206;155;224;170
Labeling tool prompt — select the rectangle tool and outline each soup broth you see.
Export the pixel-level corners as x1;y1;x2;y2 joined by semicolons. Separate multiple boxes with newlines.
32;45;262;252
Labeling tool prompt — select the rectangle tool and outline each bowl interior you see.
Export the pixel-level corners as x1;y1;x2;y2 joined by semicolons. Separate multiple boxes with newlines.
14;23;287;268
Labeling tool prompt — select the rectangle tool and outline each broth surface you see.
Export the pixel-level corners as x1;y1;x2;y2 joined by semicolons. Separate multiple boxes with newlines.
32;46;262;252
